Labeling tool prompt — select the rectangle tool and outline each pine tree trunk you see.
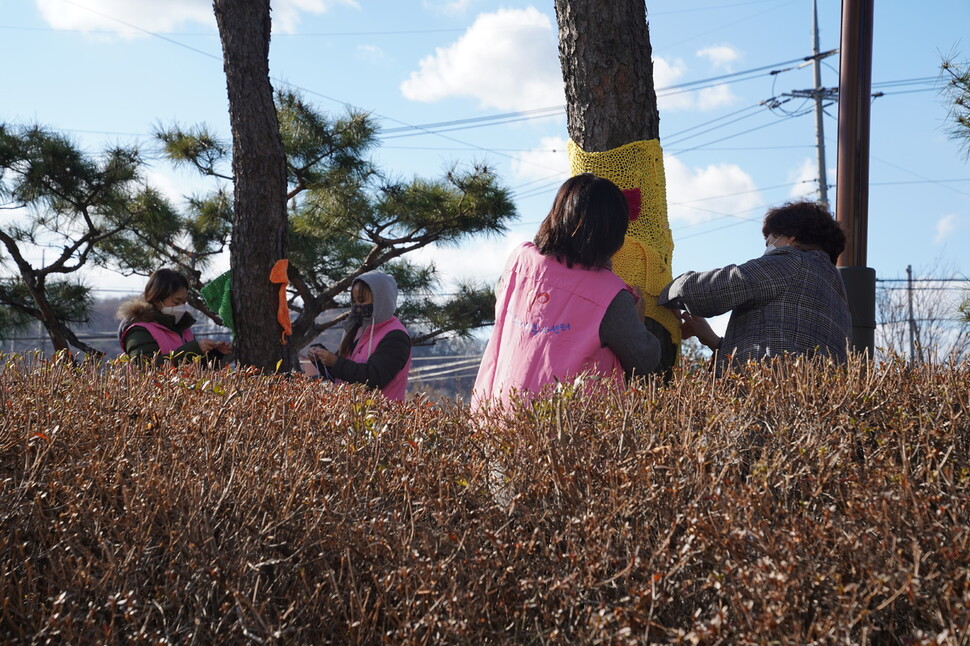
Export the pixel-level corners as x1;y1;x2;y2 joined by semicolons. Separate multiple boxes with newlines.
213;0;290;372
554;0;660;149
554;0;678;373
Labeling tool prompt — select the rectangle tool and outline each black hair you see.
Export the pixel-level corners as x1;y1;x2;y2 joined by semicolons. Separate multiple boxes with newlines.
762;200;846;264
534;173;629;269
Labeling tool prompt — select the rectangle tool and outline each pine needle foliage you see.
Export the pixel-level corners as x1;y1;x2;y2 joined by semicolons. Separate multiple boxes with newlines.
0;125;173;353
154;88;517;361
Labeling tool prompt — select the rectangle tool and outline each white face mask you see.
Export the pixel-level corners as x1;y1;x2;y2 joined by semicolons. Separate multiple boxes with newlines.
763;234;786;255
161;303;191;322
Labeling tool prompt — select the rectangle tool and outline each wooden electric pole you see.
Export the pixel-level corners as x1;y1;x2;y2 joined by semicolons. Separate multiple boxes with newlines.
835;0;876;356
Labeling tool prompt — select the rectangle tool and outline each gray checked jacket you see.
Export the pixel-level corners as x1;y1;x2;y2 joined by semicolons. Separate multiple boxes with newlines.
657;247;851;373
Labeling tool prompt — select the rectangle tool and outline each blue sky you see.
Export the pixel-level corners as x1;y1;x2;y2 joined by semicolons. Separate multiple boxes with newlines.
3;0;969;338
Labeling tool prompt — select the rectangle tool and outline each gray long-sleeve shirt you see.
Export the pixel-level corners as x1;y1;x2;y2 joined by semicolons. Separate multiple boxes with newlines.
599;290;661;380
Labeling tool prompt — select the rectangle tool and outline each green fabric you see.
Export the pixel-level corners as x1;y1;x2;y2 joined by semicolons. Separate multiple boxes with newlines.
201;270;236;333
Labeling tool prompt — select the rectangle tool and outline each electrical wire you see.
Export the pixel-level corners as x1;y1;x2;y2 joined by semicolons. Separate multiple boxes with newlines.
669;112;803;155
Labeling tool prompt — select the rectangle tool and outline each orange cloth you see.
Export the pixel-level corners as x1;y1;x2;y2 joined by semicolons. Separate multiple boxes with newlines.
270;259;292;344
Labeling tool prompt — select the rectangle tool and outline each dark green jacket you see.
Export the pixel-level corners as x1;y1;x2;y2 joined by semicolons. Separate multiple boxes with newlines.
116;297;207;366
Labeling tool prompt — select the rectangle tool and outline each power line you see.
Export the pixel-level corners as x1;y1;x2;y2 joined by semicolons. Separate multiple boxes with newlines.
668;112;803;155
411;354;481;362
380;105;564;135
879;286;969;292
411;365;480;381
655;0;800;51
30;4;829;164
52;0;563;175
877;278;969;283
663;103;766;147
32;4;941;187
879;318;968;324
410;358;482;377
650;0;779;17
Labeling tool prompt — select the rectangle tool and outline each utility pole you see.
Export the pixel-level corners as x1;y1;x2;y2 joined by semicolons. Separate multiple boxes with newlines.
811;0;830;208
780;1;837;207
905;264;925;364
907;264;915;363
835;0;876;356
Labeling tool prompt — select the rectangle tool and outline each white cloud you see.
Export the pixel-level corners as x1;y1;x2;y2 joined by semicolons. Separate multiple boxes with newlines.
696;44;740;70
409;235;523;290
141;167;188;205
34;0;356;37
356;44;386;62
273;0;359;33
664;154;761;226
36;0;212;37
422;0;475;14
655;55;735;112
399;15;737;114
400;7;563;111
653;56;693;111
788;158;819;200
140;161;229;210
653;55;688;87
510;145;762;228
510;136;570;183
696;84;736;111
934;213;959;244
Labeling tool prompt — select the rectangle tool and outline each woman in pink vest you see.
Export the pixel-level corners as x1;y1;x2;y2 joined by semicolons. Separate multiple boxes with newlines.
117;268;232;366
473;173;660;411
306;271;412;401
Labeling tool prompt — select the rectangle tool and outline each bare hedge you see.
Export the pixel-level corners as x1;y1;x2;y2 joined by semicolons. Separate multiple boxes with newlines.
2;353;969;644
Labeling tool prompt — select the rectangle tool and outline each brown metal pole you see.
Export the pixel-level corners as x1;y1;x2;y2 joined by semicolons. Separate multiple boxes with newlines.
835;0;876;355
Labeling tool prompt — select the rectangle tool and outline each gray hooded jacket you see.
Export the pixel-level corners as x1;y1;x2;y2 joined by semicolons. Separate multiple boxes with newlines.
330;270;411;390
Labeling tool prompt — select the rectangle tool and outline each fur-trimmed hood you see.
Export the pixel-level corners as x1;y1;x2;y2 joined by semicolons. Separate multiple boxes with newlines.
116;296;196;341
116;297;157;325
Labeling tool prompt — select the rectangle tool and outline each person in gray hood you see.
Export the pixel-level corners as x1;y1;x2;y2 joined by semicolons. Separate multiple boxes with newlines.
307;270;412;400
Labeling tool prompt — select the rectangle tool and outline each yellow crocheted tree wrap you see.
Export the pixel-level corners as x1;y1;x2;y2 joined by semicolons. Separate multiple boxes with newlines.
567;138;681;345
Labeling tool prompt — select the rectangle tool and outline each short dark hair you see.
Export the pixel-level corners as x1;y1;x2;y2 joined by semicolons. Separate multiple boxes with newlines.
762;200;846;264
143;268;189;305
534;173;629;269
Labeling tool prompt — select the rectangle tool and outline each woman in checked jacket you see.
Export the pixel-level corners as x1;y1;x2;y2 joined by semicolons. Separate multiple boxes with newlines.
658;200;851;374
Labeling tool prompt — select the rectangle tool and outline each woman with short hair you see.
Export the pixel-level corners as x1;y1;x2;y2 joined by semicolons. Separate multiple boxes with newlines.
658;200;851;373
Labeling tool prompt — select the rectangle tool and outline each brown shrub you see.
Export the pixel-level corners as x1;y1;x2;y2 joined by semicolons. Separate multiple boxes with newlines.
1;353;969;644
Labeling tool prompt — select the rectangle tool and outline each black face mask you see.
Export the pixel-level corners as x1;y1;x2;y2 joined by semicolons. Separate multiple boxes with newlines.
349;303;374;324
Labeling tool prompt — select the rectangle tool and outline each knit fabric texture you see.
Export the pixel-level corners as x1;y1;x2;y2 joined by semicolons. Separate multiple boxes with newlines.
200;270;235;334
567;138;681;345
270;259;292;343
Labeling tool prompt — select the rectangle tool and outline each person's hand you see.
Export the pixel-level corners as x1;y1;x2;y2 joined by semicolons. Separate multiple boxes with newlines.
630;286;647;321
307;345;337;367
199;338;232;354
678;311;721;350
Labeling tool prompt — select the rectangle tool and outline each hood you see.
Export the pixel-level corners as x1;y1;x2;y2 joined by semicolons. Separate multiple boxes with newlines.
116;297;156;331
356;270;398;326
116;296;196;340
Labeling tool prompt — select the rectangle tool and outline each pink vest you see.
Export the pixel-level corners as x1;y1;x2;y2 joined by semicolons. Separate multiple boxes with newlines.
121;322;195;355
473;242;627;410
346;317;412;401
